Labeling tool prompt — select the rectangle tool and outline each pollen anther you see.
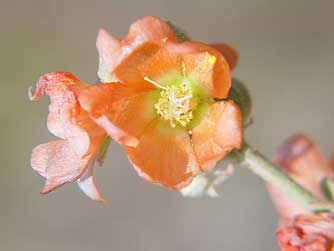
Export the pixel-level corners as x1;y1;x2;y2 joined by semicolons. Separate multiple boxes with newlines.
155;82;197;127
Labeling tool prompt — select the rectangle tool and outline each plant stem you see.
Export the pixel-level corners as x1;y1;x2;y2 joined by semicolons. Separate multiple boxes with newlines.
237;142;334;213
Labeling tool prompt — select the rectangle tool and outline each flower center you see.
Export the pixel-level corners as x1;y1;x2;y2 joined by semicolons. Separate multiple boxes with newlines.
144;76;197;127
155;83;197;127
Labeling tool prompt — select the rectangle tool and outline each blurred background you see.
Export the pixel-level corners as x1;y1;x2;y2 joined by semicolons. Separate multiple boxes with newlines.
1;0;333;250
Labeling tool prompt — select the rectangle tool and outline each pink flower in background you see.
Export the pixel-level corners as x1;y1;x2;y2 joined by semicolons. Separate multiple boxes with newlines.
29;72;106;201
267;135;334;251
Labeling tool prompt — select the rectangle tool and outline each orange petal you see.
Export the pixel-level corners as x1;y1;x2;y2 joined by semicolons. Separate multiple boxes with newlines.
191;101;243;172
125;121;198;189
268;135;333;221
96;28;122;72
181;45;231;99
78;83;157;147
126;16;177;44
112;41;162;89
96;16;176;82
137;44;183;84
31;140;92;194
209;43;239;70
137;41;231;99
77;159;104;202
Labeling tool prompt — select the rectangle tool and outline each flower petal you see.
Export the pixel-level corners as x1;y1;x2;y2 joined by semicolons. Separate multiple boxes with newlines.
274;135;332;198
96;28;122;80
135;41;231;99
126;16;177;44
191;101;243;172
136;44;183;84
47;112;65;139
60;86;106;157
276;225;332;251
209;43;238;70
181;46;231;99
268;135;333;221
112;41;162;89
96;16;176;82
294;214;334;240
125;121;198;189
31;140;92;194
77;158;104;202
267;182;307;223
77;83;158;147
28;72;81;139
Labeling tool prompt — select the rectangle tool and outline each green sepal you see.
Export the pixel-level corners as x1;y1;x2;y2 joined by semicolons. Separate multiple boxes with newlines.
321;178;334;201
227;78;253;127
166;21;190;42
96;136;111;166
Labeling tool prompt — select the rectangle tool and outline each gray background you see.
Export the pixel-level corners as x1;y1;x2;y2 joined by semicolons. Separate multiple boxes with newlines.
1;0;333;250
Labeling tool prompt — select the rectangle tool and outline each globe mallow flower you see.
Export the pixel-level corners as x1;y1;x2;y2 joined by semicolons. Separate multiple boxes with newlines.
267;135;334;251
96;16;239;83
77;39;243;189
29;72;106;201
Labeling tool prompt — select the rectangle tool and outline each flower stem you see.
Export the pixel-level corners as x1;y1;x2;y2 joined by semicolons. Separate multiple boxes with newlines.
236;142;334;213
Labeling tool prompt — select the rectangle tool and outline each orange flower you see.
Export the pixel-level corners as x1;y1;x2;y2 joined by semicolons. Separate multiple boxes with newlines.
267;135;334;251
78;35;243;189
29;72;106;201
96;16;238;83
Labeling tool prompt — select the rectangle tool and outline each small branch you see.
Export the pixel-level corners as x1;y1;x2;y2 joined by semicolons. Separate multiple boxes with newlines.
235;142;334;213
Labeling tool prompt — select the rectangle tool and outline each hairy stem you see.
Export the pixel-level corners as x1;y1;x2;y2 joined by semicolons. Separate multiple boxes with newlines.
236;142;334;213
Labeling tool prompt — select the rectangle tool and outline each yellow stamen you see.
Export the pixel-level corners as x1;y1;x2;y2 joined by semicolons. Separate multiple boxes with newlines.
155;82;197;127
144;76;167;90
201;52;216;73
181;61;187;77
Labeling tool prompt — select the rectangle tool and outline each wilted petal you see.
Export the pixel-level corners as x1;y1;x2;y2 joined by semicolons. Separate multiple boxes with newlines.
28;72;81;139
61;86;106;157
77;158;104;202
31;140;92;194
29;73;107;200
